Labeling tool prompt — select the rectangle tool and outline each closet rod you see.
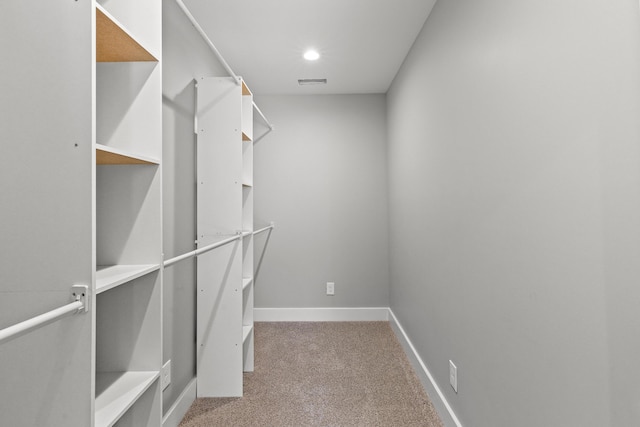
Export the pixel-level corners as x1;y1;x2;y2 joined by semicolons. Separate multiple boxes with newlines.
253;224;274;236
0;285;88;345
174;0;238;84
164;234;241;268
253;101;274;131
174;0;274;130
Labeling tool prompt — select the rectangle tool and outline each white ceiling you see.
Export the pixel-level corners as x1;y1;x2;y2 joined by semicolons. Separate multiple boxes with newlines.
181;0;437;95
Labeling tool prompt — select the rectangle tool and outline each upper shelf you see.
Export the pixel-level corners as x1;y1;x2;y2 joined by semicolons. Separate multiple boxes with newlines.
96;5;157;62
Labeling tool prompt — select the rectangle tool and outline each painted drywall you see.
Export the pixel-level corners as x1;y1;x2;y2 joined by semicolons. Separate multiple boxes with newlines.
387;0;640;426
253;95;390;309
162;0;227;415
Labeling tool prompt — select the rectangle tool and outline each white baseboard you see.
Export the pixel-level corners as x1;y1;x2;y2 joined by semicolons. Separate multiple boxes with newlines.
254;307;390;322
388;309;463;427
162;378;197;427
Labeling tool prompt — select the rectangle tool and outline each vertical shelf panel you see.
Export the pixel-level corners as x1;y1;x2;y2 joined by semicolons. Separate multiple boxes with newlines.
196;77;244;396
0;0;94;425
241;79;255;373
196;239;243;397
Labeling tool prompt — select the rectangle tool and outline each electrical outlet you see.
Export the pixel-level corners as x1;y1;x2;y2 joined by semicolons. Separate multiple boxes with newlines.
162;360;171;390
326;282;335;296
449;360;458;393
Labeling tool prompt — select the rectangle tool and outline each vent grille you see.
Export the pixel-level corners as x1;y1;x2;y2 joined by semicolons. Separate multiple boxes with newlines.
298;79;327;85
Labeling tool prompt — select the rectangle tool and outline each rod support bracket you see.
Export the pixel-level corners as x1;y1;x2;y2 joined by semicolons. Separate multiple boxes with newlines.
71;285;90;313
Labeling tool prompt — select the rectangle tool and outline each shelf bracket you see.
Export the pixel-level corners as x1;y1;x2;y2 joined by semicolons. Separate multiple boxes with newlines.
71;284;90;313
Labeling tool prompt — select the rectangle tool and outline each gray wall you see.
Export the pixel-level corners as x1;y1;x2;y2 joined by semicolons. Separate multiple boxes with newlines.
253;95;390;309
162;0;226;414
387;0;640;426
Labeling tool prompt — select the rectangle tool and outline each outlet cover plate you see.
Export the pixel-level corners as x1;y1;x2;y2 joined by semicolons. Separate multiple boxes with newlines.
449;360;458;393
326;282;335;296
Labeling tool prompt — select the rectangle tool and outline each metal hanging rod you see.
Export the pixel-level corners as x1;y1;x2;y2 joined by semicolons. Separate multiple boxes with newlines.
174;0;239;84
164;234;242;268
174;0;274;131
253;223;275;236
0;285;89;345
253;101;274;131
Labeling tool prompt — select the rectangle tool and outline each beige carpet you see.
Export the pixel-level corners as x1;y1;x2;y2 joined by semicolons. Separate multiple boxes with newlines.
180;322;444;427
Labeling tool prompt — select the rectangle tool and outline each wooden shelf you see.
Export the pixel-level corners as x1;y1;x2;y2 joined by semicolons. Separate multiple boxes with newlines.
96;5;157;62
242;132;252;142
242;325;253;344
95;371;159;427
242;277;253;291
96;144;159;165
96;264;160;294
242;181;253;188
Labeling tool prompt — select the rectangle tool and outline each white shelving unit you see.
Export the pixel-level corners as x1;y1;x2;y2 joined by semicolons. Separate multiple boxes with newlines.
241;82;255;373
196;76;256;396
1;0;162;425
2;0;273;422
95;0;163;425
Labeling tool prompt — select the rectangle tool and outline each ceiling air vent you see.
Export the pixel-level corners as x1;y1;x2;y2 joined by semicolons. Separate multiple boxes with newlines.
298;79;327;85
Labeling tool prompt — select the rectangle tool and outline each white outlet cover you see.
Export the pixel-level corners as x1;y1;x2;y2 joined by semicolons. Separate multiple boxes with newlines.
326;282;335;296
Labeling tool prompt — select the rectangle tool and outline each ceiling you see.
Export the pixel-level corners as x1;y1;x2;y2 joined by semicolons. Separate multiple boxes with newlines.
181;0;437;95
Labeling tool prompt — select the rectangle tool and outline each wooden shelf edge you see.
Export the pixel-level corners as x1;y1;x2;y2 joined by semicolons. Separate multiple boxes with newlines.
242;132;252;142
96;5;158;62
96;264;160;294
95;371;159;427
241;81;252;96
96;144;159;165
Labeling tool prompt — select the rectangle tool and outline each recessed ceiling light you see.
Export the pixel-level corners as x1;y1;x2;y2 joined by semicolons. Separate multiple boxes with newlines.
303;50;320;61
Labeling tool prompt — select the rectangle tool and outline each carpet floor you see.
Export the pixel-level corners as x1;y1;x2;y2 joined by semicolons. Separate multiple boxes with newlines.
179;322;444;427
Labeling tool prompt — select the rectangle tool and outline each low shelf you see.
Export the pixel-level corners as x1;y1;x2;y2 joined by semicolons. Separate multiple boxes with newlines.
95;371;159;427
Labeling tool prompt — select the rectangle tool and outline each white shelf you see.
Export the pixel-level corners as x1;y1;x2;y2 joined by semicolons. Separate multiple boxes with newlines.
96;144;160;165
95;371;159;427
96;264;160;294
242;277;253;291
242;181;253;188
242;325;253;344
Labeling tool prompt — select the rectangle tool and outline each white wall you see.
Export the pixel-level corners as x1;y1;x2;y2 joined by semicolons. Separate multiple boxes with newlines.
387;0;640;426
253;95;390;309
161;0;227;414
